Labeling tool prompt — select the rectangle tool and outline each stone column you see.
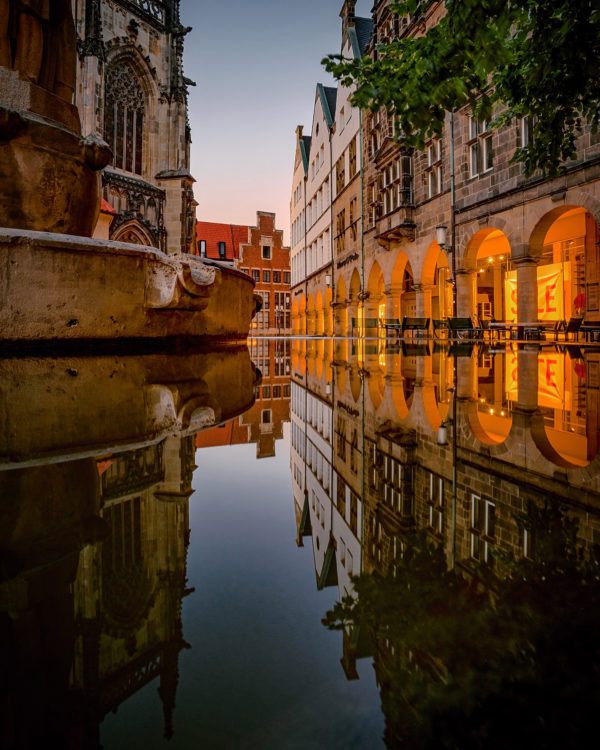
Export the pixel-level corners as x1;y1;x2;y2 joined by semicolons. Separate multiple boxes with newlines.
455;270;474;318
334;301;349;336
517;347;539;412
456;354;477;400
515;258;539;323
413;283;434;319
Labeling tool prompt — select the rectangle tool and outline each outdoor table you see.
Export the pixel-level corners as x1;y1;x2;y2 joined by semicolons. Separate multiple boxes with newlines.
488;322;555;340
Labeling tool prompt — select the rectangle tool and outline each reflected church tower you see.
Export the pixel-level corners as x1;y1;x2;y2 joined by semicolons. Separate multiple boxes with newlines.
71;435;196;745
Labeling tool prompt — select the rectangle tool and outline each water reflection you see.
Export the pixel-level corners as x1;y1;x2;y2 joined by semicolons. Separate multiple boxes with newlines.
290;338;600;746
0;347;258;749
2;337;600;747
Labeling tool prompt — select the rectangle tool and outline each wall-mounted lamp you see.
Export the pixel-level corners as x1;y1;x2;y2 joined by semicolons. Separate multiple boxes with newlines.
437;417;452;446
325;383;331;395
325;274;332;287
436;225;448;249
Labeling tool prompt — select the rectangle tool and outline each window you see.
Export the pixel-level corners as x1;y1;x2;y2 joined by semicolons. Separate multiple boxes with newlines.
426;139;442;198
240;267;249;275
273;271;281;284
468;117;493;177
252;269;260;283
273;385;281;398
336;209;346;254
336;155;345;195
520;115;536;148
261;409;271;424
285;293;290;309
283;271;290;284
349;137;357;178
428;473;443;534
262;270;270;283
262;245;271;260
262;292;269;310
262;385;271;399
198;239;206;257
218;241;226;259
283;384;290;397
470;494;495;565
349;198;357;241
104;62;145;175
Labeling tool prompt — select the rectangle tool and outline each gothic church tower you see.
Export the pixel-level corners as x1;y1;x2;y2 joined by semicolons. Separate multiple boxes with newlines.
73;0;196;254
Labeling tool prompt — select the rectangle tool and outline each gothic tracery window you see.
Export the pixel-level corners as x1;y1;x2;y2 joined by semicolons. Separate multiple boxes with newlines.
104;62;145;175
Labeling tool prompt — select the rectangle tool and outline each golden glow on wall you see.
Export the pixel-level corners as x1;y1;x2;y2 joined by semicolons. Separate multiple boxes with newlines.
505;351;571;410
504;263;569;322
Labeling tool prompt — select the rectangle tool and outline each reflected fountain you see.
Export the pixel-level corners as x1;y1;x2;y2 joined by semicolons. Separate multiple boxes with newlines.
0;347;259;748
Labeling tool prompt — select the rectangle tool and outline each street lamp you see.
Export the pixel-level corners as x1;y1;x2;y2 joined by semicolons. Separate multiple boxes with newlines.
436;225;448;250
437;417;452;446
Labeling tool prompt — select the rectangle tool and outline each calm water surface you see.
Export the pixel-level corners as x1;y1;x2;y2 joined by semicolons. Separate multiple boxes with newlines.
1;338;599;748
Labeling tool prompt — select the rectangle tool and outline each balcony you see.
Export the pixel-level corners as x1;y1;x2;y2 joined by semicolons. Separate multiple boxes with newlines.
376;205;416;248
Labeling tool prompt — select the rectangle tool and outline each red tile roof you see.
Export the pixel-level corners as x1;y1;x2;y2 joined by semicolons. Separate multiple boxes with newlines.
100;198;117;215
195;220;249;260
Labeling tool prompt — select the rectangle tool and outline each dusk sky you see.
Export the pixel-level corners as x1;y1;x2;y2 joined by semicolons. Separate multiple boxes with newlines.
182;0;371;243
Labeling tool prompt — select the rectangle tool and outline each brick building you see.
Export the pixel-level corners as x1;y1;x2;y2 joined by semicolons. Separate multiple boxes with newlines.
238;212;291;335
291;0;600;335
195;339;291;458
195;220;248;264
195;211;291;334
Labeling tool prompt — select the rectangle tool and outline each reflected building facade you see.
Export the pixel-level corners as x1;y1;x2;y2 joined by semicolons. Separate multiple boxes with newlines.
290;339;600;688
196;339;291;459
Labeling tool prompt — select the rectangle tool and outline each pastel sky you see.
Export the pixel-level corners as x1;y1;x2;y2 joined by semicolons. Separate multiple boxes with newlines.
182;0;371;244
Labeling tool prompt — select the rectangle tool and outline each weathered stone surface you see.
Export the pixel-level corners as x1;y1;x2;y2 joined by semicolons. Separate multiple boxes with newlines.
0;229;259;342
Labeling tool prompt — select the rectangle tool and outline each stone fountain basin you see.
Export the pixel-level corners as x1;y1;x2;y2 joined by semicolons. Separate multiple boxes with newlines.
0;229;258;342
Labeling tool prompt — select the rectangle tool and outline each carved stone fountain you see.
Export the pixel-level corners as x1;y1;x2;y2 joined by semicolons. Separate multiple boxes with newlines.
0;1;259;343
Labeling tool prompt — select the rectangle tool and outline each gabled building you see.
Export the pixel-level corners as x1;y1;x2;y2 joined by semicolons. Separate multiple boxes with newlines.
195;220;249;264
290;0;372;336
74;0;196;254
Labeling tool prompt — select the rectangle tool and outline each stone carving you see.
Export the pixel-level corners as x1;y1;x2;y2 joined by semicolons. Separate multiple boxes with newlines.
1;0;76;103
0;1;111;235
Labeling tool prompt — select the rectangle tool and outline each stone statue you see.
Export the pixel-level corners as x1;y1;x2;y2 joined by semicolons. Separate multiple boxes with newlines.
0;0;75;102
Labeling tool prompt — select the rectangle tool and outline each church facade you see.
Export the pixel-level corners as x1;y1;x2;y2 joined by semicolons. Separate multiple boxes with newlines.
73;0;196;254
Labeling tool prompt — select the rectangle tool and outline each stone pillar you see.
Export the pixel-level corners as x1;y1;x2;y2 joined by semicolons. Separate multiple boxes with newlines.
334;302;349;336
156;170;196;255
413;283;434;319
517;347;539;412
455;270;474;318
515;258;539;323
456;354;477;400
347;298;359;336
